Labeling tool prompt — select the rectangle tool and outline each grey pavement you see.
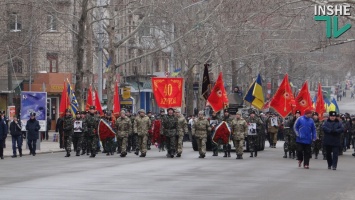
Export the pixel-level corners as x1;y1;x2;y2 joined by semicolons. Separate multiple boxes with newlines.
0;141;354;200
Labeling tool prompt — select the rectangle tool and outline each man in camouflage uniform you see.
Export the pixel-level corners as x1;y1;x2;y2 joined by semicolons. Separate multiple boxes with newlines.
312;112;323;159
102;111;115;156
267;112;280;148
175;108;188;157
161;107;178;158
147;111;154;150
85;106;100;158
246;110;263;158
73;111;84;156
192;111;211;158
63;109;74;157
126;110;136;153
81;111;89;155
133;109;151;157
284;111;300;159
116;110;132;157
210;111;221;156
222;109;233;157
231;111;248;159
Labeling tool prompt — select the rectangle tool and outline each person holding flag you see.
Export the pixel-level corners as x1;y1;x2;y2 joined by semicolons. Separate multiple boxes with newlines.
63;109;74;157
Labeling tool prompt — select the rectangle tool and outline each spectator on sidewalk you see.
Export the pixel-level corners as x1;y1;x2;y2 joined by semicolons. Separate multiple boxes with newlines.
10;116;23;158
0;112;7;159
56;116;64;149
46;114;51;141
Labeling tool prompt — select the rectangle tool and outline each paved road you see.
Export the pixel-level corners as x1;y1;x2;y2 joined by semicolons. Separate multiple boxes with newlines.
0;142;354;200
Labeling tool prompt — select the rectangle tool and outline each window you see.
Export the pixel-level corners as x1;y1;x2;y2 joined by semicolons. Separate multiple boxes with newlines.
9;13;21;32
47;14;57;31
12;59;23;73
47;53;58;73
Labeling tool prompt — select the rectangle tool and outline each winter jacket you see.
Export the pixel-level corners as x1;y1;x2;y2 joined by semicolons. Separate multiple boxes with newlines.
0;118;7;139
322;119;343;147
294;116;316;144
10;121;22;136
26;119;41;140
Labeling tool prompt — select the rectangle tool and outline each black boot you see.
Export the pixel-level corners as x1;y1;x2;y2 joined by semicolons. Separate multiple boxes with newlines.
250;152;253;157
76;151;80;156
223;151;227;157
289;152;292;159
134;149;139;156
292;152;295;159
120;152;127;157
254;151;257;157
283;152;287;158
19;149;22;157
81;150;85;155
106;152;110;156
89;150;96;158
65;151;70;157
212;151;218;156
227;151;231;157
139;152;146;157
11;155;17;158
315;153;318;159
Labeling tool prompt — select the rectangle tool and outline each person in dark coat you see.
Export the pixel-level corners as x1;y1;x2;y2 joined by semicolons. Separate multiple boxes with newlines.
56;116;64;149
26;112;41;156
0;113;8;159
46;115;51;141
322;111;343;170
10;116;23;157
0;111;9;149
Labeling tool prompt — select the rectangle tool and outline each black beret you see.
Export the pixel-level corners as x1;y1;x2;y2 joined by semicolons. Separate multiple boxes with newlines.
224;109;229;113
65;109;71;113
312;112;318;116
76;111;80;115
89;106;95;110
167;108;174;112
295;110;301;115
147;111;152;114
250;110;256;114
81;111;86;114
160;109;165;113
329;111;337;116
30;112;36;117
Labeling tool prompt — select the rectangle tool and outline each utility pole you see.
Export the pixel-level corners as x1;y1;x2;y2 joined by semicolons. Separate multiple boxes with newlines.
98;0;103;102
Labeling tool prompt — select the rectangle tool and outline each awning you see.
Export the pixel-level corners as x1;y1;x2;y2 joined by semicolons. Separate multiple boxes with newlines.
0;80;23;93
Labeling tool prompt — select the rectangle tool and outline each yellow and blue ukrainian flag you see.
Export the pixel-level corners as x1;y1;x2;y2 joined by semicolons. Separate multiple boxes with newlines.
244;74;264;110
66;79;79;116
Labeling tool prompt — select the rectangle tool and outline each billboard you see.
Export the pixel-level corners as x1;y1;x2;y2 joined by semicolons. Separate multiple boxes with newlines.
20;92;47;131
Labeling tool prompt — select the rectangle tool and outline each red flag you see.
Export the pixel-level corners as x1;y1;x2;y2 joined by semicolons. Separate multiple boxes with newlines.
59;81;69;117
94;89;104;116
113;81;120;116
295;81;313;114
315;83;326;120
270;74;295;118
86;85;93;111
151;77;183;108
207;72;228;112
98;119;116;141
212;121;231;145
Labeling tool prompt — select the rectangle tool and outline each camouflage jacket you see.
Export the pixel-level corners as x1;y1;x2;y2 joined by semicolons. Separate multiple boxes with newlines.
85;114;99;136
177;115;188;136
115;116;132;138
313;119;323;139
161;114;178;137
246;116;263;133
267;117;280;133
63;116;74;136
231;118;248;140
133;115;151;136
192;117;211;138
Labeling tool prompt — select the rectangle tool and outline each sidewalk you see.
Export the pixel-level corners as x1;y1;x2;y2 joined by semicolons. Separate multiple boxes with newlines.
2;131;65;157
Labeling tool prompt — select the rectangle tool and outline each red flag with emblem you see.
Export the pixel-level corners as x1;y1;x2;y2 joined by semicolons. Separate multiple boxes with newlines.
207;72;229;112
294;81;313;114
113;81;120;117
86;85;93;111
59;81;69;117
98;119;116;141
270;74;295;118
94;89;104;116
212;121;231;145
315;83;326;120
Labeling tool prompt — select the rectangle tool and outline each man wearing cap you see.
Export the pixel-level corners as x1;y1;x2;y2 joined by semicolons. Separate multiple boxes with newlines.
222;109;233;157
73;111;84;156
192;111;210;158
267;112;280;148
147;111;154;150
26;113;41;156
175;108;188;157
85;106;100;158
126;110;136;153
231;111;248;159
246;110;263;158
283;111;300;159
63;109;74;157
133;109;151;157
322;111;344;170
116;110;132;157
161;108;179;158
294;109;317;169
80;111;89;155
312;112;323;159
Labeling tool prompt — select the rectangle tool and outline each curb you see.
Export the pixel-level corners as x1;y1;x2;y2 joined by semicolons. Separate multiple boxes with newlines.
3;150;66;158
